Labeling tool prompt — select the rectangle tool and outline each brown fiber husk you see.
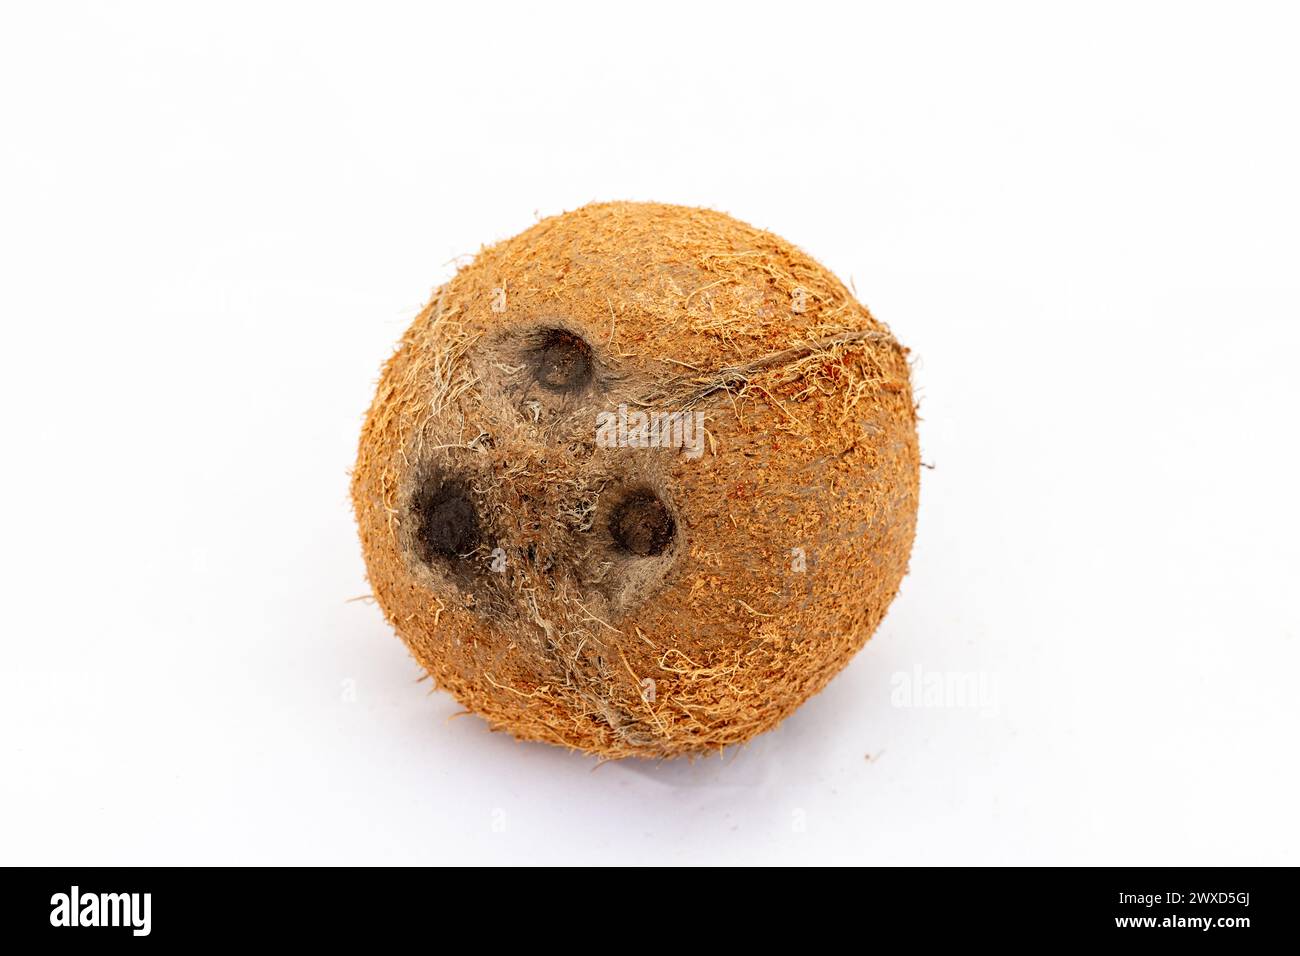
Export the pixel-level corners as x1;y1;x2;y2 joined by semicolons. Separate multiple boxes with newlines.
352;202;920;758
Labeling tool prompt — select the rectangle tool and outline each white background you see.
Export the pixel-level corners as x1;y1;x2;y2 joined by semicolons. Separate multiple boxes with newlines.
2;2;1297;865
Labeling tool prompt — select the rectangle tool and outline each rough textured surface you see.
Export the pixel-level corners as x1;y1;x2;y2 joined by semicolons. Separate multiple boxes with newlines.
352;202;920;758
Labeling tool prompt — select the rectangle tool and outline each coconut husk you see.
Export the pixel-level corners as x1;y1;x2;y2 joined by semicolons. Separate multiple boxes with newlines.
351;202;920;758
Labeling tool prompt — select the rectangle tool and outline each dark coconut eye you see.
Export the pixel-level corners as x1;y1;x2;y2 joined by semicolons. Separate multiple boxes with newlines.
414;479;481;561
609;491;675;557
531;329;593;393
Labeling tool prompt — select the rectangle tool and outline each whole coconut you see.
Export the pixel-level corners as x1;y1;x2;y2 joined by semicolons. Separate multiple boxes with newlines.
352;202;919;758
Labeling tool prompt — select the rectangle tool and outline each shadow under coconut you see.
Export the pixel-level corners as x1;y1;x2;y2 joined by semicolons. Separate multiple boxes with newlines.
422;681;834;785
605;665;884;791
456;648;894;789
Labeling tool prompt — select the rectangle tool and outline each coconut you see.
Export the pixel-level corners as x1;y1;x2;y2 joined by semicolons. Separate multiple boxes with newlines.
351;202;920;758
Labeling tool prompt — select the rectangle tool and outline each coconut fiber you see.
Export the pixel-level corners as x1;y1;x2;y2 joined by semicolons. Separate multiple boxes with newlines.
352;202;920;758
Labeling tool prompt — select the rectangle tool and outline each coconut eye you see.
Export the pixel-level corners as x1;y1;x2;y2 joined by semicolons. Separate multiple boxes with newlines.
414;478;481;562
609;490;675;557
530;328;593;393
